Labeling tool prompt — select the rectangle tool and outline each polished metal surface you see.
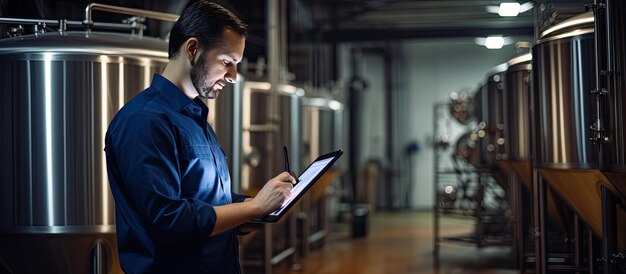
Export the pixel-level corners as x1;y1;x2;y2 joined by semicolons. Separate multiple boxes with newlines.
240;81;303;192
504;54;532;161
478;65;507;166
540;12;594;39
531;22;598;169
0;233;120;274
84;2;179;26
0;31;167;274
207;76;244;193
301;97;344;166
604;0;626;173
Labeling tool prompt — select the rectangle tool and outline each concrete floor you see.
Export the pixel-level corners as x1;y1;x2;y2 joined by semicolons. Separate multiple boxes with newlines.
275;211;518;274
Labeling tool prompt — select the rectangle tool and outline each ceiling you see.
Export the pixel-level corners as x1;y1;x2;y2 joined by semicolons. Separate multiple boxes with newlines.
289;0;591;42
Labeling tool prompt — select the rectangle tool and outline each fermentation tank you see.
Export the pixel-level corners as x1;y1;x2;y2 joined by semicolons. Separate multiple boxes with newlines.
301;97;344;165
602;0;626;201
239;81;302;193
504;54;532;172
472;64;507;169
238;81;302;269
207;76;244;193
532;12;626;249
0;31;168;274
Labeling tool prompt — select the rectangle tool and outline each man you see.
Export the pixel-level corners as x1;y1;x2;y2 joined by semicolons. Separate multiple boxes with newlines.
104;1;295;273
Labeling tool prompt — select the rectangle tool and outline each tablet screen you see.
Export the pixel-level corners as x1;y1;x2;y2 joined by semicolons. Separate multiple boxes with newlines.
269;157;334;216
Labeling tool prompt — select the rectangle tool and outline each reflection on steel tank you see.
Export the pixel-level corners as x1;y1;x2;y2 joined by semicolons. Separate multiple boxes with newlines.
206;75;244;193
239;81;303;194
532;12;598;170
0;31;167;273
301;97;344;167
478;63;507;167
531;12;626;248
503;54;532;188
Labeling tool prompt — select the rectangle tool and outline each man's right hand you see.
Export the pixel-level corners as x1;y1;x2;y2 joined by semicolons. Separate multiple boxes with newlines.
250;172;296;217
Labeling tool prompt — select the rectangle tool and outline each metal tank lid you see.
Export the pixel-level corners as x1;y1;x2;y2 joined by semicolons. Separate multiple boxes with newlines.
506;53;532;71
536;11;594;43
478;61;508;87
244;81;306;98
0;31;168;60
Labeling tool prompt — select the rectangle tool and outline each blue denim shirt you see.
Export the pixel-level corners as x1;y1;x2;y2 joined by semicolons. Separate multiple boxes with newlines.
105;74;247;274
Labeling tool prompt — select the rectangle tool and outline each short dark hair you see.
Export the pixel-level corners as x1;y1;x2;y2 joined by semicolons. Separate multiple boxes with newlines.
168;1;247;59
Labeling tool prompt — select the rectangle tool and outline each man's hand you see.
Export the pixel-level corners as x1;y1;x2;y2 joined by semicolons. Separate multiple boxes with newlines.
250;172;296;217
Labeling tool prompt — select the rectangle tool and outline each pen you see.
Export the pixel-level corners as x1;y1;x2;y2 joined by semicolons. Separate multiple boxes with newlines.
283;146;299;185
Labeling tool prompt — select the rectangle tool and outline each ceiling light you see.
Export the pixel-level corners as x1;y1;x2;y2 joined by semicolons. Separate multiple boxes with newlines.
498;2;521;17
475;36;516;49
485;36;505;49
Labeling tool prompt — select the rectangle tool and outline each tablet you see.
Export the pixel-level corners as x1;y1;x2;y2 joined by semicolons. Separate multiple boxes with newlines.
249;149;343;223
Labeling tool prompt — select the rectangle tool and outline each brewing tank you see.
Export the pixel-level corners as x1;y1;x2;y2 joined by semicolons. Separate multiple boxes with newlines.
479;63;507;167
0;31;168;273
504;54;532;162
239;81;303;193
531;13;597;169
207;76;244;193
301;97;344;166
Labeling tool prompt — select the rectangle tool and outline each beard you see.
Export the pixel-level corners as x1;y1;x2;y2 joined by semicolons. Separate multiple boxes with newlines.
190;52;219;99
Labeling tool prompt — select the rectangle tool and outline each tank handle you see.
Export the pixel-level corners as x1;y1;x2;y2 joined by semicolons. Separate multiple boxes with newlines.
83;2;179;29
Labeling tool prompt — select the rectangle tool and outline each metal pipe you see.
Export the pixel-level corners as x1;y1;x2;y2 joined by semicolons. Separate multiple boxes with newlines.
0;17;137;31
267;0;280;190
574;214;581;270
83;2;179;27
533;169;547;274
601;185;617;274
590;0;609;153
589;230;595;273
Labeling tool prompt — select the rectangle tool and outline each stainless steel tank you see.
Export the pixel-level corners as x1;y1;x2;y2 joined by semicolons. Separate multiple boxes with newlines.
532;12;597;169
207;76;244;193
479;64;508;167
603;0;626;192
240;81;303;193
301;97;344;165
530;12;620;243
504;54;532;163
0;31;168;274
455;87;484;168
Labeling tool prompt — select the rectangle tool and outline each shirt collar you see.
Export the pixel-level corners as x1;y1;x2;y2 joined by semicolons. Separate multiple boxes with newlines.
150;74;196;112
149;74;210;122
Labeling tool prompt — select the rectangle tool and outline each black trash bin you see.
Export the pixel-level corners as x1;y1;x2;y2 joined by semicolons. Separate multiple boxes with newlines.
352;203;369;238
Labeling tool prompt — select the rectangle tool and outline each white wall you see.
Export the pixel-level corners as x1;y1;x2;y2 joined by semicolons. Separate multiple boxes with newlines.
399;38;527;209
338;37;531;209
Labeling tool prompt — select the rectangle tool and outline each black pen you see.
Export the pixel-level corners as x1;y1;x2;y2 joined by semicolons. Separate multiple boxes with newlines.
283;146;299;185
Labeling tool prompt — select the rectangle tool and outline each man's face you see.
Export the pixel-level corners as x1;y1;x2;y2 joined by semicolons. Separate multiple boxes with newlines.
190;28;245;99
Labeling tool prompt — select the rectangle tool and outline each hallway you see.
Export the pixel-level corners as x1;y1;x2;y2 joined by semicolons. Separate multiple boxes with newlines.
276;211;518;274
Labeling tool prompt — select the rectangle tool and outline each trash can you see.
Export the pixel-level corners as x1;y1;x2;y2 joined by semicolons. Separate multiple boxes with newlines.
352;203;369;238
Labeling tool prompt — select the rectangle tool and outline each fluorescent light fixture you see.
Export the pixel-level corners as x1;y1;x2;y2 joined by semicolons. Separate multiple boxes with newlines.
487;2;532;15
485;36;505;49
498;2;521;17
475;36;516;49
